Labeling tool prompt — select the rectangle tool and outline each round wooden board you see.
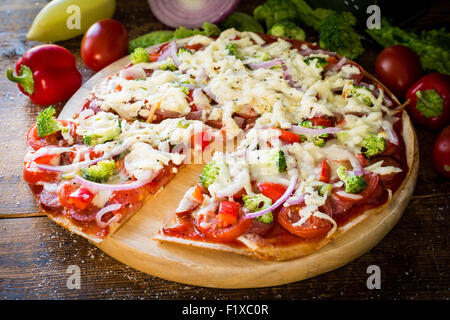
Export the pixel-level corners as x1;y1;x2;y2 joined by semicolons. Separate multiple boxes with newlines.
60;49;419;289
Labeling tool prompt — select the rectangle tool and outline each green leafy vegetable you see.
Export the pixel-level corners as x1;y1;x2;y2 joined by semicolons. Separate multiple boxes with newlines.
129;30;174;52
129;22;221;53
366;19;450;74
220;12;264;33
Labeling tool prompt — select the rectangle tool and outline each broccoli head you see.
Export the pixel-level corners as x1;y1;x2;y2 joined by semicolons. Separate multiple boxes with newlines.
277;150;287;173
159;58;177;71
253;0;298;29
200;161;220;188
226;43;239;57
351;85;374;106
220;12;264;33
79;112;121;146
304;56;328;68
290;0;334;30
361;135;386;159
318;183;332;196
299;120;329;147
337;166;367;194
242;194;273;224
178;47;192;55
268;20;306;41
130;47;150;65
81;160;115;183
36;106;64;138
318;12;364;60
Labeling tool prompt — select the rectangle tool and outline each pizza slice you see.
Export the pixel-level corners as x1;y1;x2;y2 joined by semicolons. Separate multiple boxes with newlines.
23;107;214;242
155;117;409;261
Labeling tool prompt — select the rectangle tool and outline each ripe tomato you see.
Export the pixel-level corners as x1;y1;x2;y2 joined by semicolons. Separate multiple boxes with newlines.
375;45;422;98
81;19;128;71
23;161;58;184
26;120;76;151
195;214;251;242
278;204;333;239
432;126;450;179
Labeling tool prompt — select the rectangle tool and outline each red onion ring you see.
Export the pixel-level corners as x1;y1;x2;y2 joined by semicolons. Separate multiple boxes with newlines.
245;172;298;219
95;204;122;229
192;88;207;111
37;144;131;173
70;210;97;222
290;125;342;135
381;120;399;145
335;190;364;201
248;59;283;70
78;109;94;120
73;172;155;192
149;0;240;28
285;194;305;206
157;41;180;67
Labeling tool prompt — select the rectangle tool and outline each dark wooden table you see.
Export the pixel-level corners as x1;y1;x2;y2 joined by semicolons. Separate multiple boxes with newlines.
0;0;449;300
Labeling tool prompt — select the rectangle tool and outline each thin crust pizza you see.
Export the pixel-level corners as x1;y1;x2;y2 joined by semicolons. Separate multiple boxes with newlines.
23;29;412;259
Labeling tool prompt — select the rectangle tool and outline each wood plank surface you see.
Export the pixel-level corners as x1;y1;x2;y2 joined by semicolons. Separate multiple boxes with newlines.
0;0;449;299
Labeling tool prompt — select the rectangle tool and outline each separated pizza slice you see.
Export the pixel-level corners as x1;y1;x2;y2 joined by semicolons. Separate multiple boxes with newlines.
23;107;215;242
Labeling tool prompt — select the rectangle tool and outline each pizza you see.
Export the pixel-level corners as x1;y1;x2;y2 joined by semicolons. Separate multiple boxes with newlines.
23;29;413;260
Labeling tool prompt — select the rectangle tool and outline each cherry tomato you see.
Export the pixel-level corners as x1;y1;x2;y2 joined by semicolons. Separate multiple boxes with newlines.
432;126;450;179
23;161;59;184
278;204;333;239
195;214;251;242
26;120;76;151
81;19;128;71
375;45;422;98
257;182;287;203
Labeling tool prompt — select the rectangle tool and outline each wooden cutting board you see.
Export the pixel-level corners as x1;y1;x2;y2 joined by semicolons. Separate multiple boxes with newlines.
60;49;419;289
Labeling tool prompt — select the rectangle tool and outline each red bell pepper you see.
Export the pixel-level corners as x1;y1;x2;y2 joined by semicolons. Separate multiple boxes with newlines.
257;182;288;203
217;201;240;227
6;44;82;106
274;128;301;144
319;159;331;183
405;73;450;131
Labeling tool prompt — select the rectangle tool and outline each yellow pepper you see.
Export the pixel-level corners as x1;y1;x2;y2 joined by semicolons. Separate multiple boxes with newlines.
27;0;116;42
